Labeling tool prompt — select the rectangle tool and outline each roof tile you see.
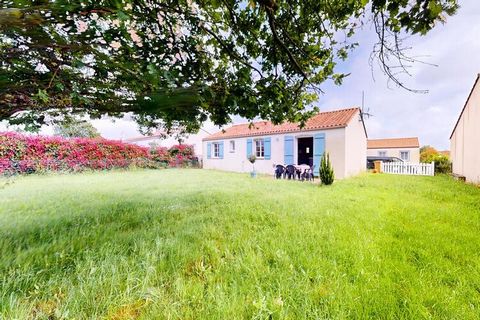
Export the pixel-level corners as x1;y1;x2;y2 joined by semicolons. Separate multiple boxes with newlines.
204;107;359;141
367;137;419;149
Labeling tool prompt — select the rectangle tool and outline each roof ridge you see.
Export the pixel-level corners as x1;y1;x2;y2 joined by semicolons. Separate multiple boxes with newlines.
224;107;360;127
450;73;480;139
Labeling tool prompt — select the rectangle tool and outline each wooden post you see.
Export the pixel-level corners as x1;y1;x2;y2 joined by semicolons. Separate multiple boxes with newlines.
374;160;382;173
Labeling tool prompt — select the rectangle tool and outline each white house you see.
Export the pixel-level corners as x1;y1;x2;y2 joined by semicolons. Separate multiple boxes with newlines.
202;107;367;179
450;74;480;183
367;137;420;163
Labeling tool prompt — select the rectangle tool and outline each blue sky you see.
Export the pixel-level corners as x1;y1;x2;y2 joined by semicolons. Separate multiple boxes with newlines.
2;1;479;150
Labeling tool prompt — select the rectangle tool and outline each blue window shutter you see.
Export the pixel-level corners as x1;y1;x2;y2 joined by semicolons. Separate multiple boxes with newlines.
264;137;271;160
219;141;224;159
313;133;325;174
207;142;211;159
284;136;294;165
246;139;253;158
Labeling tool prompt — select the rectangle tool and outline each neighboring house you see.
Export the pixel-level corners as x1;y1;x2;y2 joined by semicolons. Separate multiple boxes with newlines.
450;74;480;183
202;107;367;179
124;130;209;158
367;137;420;163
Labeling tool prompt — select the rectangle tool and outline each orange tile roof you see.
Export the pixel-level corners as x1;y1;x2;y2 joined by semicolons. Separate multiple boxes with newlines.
204;107;360;141
367;137;420;149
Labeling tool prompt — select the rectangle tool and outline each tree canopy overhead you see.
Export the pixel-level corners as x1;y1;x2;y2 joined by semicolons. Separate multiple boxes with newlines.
0;0;458;132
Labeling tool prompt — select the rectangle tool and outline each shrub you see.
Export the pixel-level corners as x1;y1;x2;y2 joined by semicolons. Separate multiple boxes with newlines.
0;132;198;175
319;152;334;185
150;146;171;165
420;145;438;163
420;145;451;174
168;144;195;167
433;155;452;174
0;132;149;174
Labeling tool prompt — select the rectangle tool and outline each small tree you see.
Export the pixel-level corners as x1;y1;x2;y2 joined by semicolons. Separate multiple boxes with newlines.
54;119;100;138
420;145;451;174
319;153;335;185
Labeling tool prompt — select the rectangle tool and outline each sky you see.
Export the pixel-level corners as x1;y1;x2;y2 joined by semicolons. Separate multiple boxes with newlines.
317;0;480;150
2;1;479;151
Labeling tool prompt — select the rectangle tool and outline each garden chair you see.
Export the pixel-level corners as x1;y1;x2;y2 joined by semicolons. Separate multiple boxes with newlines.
285;164;296;180
308;165;315;182
296;168;302;180
274;164;285;179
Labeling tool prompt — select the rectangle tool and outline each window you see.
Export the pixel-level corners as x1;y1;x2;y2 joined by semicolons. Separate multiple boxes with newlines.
255;139;264;158
400;151;410;161
213;143;220;158
378;151;387;157
229;140;235;153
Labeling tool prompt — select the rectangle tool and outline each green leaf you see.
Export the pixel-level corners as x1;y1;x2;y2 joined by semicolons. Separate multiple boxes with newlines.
36;89;49;103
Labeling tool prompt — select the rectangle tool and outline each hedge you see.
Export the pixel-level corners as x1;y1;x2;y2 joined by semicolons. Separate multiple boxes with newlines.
0;132;197;174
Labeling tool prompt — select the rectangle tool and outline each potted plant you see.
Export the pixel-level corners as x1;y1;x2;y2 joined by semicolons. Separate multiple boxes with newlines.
248;155;257;178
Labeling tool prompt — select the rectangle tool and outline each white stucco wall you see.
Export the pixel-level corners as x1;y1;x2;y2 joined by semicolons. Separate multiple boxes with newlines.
367;147;420;163
451;77;480;183
344;112;368;177
203;112;367;179
203;128;349;178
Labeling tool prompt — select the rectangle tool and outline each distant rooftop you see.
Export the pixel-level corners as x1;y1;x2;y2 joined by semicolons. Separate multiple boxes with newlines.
368;137;420;149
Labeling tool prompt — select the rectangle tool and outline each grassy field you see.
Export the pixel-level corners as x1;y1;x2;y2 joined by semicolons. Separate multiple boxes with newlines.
0;169;479;319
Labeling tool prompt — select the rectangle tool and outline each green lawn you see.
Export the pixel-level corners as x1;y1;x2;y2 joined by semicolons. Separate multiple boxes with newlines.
1;170;479;319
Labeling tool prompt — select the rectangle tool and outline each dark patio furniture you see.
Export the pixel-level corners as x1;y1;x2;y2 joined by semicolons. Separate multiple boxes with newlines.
274;165;285;179
296;168;302;180
309;165;315;181
285;164;296;180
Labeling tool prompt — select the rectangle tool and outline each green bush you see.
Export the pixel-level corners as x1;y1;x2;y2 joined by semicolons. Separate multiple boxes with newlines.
421;152;451;174
433;155;452;174
420;145;451;175
319;152;335;185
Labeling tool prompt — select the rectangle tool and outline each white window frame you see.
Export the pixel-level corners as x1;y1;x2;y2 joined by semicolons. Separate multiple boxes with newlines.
212;142;220;158
254;139;265;158
378;151;387;157
400;150;410;162
229;140;235;153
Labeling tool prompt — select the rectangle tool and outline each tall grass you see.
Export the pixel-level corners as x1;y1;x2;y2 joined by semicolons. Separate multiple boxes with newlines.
0;170;479;319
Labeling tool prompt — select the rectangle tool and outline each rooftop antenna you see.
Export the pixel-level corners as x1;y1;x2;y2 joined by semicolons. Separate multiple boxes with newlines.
360;91;372;119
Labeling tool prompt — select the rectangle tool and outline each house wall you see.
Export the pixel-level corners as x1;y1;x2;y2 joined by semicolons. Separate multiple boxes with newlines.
344;112;367;177
367;147;420;163
451;79;480;183
203;127;354;179
125;132;207;158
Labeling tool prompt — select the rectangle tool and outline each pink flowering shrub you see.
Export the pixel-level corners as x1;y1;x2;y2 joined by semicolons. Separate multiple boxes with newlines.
0;132;198;175
168;144;195;167
150;146;171;165
0;132;150;174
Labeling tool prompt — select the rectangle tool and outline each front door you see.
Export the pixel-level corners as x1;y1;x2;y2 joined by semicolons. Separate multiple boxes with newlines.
297;137;313;166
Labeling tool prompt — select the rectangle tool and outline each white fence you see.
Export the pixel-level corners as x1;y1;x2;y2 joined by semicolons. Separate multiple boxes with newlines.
381;162;435;176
